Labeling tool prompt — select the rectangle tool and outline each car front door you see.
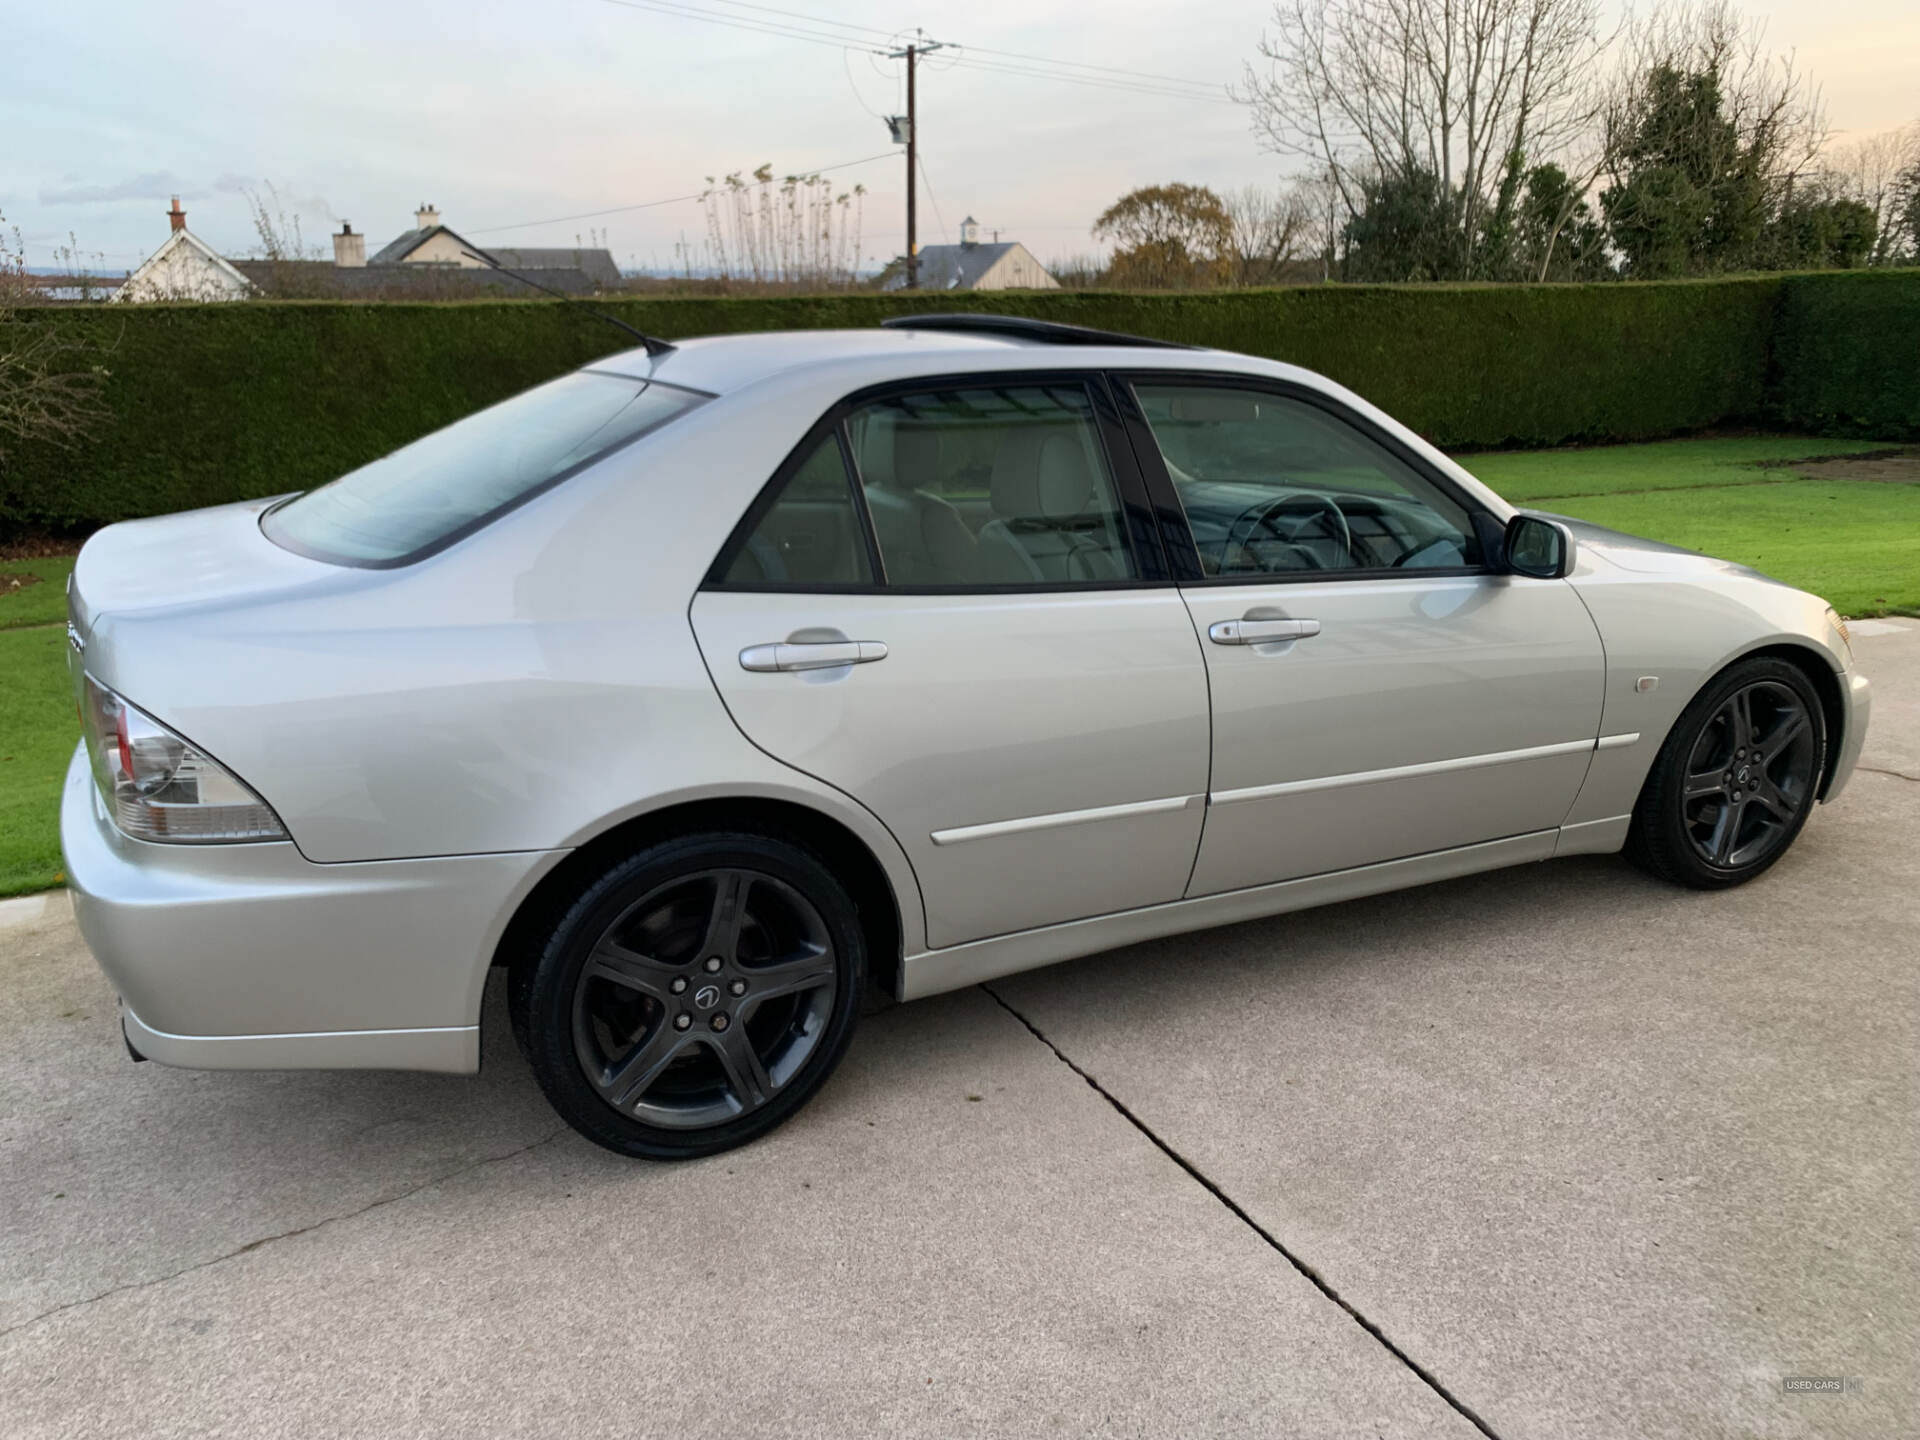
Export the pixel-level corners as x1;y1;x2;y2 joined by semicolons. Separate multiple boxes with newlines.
690;373;1211;950
1120;377;1607;898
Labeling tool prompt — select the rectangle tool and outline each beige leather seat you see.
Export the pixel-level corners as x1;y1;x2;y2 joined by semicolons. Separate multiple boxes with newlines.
976;425;1129;583
860;418;977;584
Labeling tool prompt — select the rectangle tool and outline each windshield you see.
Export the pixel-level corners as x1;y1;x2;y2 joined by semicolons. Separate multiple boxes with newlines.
263;371;704;566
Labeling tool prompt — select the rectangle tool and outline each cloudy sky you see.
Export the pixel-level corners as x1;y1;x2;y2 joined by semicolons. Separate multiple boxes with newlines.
5;0;1916;274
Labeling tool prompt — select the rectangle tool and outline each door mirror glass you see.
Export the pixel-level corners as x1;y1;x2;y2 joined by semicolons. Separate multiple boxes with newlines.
1504;514;1574;579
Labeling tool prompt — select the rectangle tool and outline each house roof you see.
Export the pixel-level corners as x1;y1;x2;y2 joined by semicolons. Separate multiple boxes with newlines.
909;241;1018;290
231;260;606;297
367;224;475;266
113;227;253;301
491;247;622;287
367;225;621;287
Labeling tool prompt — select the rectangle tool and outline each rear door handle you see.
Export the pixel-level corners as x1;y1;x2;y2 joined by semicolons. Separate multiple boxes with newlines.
739;640;889;672
1208;618;1321;645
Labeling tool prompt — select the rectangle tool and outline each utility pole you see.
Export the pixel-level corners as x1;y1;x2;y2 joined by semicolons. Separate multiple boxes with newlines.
885;33;944;290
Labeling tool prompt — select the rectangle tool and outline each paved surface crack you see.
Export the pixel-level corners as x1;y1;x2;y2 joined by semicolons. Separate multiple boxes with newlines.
0;1125;569;1344
1857;765;1920;783
982;984;1504;1440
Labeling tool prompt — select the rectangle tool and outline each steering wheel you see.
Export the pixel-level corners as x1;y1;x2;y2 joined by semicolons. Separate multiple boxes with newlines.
1221;493;1352;573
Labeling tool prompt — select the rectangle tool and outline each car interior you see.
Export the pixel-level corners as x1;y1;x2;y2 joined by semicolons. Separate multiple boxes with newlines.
1134;386;1482;575
721;379;1482;588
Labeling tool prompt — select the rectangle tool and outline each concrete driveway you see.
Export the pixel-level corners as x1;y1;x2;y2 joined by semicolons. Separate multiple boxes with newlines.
3;626;1914;1440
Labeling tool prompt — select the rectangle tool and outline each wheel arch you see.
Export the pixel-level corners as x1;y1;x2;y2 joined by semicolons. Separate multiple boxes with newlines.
491;795;914;1006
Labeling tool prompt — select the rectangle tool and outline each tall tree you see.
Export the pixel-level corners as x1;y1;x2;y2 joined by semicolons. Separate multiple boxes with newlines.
1092;184;1235;289
1222;183;1311;285
1599;2;1825;277
1238;0;1609;280
1820;122;1920;266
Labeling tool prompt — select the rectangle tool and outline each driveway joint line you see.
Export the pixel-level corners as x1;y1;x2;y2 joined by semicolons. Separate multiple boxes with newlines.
1856;765;1920;783
981;983;1505;1440
0;1125;570;1344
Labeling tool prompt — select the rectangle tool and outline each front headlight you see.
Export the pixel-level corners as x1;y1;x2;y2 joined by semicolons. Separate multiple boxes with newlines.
1825;607;1854;667
80;677;289;843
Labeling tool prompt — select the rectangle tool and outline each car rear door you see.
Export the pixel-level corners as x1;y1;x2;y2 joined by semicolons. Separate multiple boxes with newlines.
1118;375;1607;897
690;372;1211;950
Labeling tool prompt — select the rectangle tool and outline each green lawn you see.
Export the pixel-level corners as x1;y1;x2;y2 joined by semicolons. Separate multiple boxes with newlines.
1;555;76;631
1457;435;1919;618
0;625;74;897
1459;435;1893;503
0;433;1911;900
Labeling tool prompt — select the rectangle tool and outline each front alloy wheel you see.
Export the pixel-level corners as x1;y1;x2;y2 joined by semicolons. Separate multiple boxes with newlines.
1627;656;1827;889
513;834;865;1158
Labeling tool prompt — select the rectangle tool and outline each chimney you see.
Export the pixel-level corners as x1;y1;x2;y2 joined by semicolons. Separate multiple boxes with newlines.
167;196;186;233
333;221;366;268
414;202;440;230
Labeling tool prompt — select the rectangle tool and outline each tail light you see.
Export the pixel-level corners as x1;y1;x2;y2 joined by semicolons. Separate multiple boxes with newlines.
79;676;288;843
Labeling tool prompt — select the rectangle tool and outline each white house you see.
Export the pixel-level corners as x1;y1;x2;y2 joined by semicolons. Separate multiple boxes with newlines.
365;204;622;288
888;216;1060;292
114;198;253;303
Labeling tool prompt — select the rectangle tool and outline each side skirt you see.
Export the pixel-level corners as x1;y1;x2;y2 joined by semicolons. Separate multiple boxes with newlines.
901;829;1561;1001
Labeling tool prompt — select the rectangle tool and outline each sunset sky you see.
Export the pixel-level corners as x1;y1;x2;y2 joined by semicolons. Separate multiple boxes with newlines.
7;0;1915;273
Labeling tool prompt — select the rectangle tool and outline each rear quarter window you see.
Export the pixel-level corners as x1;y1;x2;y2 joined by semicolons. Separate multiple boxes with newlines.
262;371;704;566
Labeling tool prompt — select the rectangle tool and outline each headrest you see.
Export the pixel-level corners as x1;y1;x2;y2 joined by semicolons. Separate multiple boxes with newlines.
991;425;1097;519
889;420;941;494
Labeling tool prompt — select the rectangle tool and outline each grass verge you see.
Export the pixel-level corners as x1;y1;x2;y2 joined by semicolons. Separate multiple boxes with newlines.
1457;434;1918;616
1;556;77;631
0;625;74;898
1458;435;1893;503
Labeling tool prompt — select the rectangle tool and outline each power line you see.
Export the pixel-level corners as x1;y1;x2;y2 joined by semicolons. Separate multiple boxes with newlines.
916;152;949;244
597;0;1236;103
666;0;896;40
954;42;1220;92
598;0;888;54
942;52;1237;105
468;149;897;235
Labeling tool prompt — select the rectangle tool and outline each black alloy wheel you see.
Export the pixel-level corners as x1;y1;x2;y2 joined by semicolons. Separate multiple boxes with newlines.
512;833;865;1159
1627;657;1826;889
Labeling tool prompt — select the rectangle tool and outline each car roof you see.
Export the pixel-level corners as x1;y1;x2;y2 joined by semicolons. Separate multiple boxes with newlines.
589;325;1232;396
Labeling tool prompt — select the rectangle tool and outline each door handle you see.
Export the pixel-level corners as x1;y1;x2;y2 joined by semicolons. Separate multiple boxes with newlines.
1208;617;1321;645
739;640;889;672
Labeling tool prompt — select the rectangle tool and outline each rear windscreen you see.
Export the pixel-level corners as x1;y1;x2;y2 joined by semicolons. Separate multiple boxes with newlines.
262;371;704;566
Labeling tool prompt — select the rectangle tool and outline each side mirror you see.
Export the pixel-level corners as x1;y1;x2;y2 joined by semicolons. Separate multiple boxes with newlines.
1504;513;1575;579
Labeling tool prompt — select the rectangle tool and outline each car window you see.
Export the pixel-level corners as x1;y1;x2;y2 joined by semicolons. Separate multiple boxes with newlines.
1132;384;1482;577
722;432;875;586
263;372;704;566
843;383;1138;587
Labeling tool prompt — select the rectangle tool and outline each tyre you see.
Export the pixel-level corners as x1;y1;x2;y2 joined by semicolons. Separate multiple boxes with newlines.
510;831;865;1159
1625;656;1826;890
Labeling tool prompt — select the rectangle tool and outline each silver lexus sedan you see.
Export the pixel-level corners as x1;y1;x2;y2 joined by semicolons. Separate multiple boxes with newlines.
62;316;1871;1158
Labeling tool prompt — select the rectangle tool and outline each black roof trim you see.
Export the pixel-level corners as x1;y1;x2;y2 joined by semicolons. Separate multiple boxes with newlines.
880;314;1197;350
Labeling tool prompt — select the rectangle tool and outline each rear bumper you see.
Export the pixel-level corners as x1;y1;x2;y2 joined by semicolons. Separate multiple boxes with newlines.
1825;670;1871;802
60;744;564;1074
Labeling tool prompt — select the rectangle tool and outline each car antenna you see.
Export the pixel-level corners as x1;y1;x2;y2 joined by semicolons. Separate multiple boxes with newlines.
459;249;674;358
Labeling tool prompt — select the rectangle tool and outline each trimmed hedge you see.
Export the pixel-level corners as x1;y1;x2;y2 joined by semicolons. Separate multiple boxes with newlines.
1769;269;1920;439
1;269;1912;535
